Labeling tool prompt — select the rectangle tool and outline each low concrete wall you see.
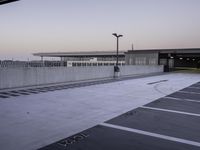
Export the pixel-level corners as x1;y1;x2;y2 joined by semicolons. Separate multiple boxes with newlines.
0;65;163;89
119;65;163;76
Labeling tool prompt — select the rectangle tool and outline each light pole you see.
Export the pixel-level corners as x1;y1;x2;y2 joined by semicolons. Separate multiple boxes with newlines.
112;33;123;67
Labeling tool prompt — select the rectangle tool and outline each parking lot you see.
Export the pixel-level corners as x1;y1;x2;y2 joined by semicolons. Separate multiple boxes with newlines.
40;80;200;150
0;72;200;150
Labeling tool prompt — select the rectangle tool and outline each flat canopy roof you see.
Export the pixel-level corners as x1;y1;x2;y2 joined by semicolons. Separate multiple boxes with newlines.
0;0;19;5
33;51;126;58
126;48;200;54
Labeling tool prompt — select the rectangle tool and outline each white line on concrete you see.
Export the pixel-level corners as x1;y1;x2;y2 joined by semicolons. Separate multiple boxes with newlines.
194;83;200;85
165;97;200;103
188;87;200;90
101;123;200;147
141;106;200;117
177;91;200;95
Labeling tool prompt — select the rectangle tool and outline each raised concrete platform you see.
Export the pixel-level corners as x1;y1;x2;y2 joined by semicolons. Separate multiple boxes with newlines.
0;73;200;150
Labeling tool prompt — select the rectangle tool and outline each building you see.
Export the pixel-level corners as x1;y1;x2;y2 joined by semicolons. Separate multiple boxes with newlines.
125;48;200;70
33;51;126;67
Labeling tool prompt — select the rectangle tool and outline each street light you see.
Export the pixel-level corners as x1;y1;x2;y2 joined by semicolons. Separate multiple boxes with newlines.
112;33;123;68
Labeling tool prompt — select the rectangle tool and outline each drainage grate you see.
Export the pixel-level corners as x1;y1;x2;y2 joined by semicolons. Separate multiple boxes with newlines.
0;95;10;98
0;74;165;99
0;92;10;95
10;91;30;95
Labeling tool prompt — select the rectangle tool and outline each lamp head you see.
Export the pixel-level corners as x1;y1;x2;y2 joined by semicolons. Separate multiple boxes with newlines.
112;33;117;37
112;33;123;37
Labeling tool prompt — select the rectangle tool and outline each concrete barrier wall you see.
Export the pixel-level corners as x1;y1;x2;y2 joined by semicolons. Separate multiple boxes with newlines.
119;65;163;76
0;65;163;89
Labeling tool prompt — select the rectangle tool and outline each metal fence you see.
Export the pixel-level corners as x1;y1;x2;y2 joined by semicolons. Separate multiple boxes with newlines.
0;61;64;68
0;60;125;68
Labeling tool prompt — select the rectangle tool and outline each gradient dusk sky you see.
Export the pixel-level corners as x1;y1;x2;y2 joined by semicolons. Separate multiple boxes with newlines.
0;0;200;60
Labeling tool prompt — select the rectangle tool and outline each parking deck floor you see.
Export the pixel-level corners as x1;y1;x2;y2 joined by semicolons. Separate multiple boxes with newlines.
0;73;200;150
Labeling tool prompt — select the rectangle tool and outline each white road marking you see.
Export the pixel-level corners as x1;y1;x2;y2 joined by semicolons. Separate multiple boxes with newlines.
177;91;200;95
141;106;200;117
165;96;200;103
101;123;200;147
188;87;200;90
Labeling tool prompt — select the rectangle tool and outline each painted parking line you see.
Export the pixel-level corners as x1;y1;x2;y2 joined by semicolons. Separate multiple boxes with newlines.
178;91;200;95
101;123;200;147
188;86;200;90
167;92;200;101
145;97;200;114
39;125;200;150
141;106;200;117
190;84;200;88
180;88;200;94
38;82;200;150
194;83;200;85
106;107;200;143
165;96;200;103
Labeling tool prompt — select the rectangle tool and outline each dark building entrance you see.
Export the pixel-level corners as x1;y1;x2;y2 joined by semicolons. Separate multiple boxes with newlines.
125;48;200;72
159;51;200;71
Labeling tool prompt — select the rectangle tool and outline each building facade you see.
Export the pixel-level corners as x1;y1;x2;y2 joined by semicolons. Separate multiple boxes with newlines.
33;51;125;67
125;48;200;69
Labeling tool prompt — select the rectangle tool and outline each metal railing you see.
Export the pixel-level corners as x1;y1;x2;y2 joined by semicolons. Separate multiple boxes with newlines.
0;61;64;68
0;60;125;68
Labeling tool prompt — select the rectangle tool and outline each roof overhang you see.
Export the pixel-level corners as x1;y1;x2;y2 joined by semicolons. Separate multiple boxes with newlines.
125;48;200;54
33;51;126;58
0;0;19;5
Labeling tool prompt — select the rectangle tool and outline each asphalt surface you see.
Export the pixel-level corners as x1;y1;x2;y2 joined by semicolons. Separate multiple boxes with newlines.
39;82;200;150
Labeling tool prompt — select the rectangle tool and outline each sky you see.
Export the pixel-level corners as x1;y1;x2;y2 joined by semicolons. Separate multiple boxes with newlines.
0;0;200;60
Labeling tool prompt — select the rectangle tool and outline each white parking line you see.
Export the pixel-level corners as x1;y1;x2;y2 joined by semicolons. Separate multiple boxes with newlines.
165;97;200;103
178;91;200;95
188;87;200;90
194;83;200;85
141;106;200;117
101;123;200;147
